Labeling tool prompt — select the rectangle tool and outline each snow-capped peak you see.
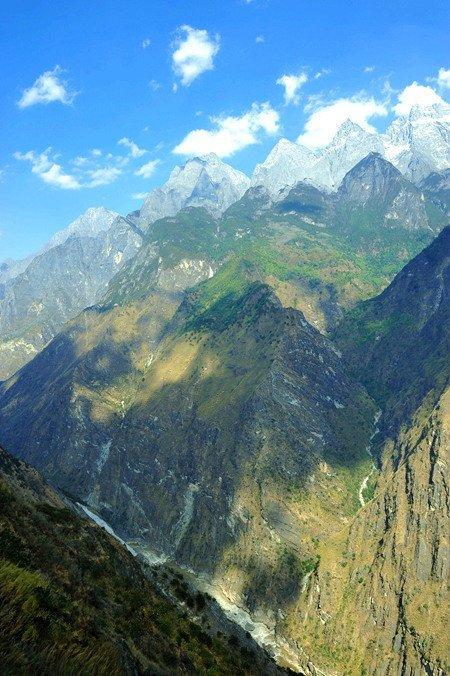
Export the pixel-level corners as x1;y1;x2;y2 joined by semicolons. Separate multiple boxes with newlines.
139;154;250;228
253;99;450;194
382;100;450;182
251;138;320;194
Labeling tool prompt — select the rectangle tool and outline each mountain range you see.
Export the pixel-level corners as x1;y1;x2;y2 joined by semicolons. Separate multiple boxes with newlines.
2;133;449;381
0;96;448;675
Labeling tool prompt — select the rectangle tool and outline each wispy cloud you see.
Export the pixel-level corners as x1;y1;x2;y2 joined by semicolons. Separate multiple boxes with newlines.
314;69;331;79
173;102;279;157
142;38;151;49
255;35;265;44
132;192;149;200
172;25;220;86
363;65;375;73
14;150;81;189
17;66;77;108
14;148;125;190
276;72;308;105
118;137;148;158
134;159;160;178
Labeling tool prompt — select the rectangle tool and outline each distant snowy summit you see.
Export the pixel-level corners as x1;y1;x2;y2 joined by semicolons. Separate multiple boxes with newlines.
252;101;450;194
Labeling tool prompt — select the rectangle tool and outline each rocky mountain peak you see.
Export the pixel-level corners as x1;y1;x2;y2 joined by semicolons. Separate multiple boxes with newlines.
45;206;119;250
383;99;450;182
338;152;404;201
139;153;250;228
333;118;372;141
251;137;319;194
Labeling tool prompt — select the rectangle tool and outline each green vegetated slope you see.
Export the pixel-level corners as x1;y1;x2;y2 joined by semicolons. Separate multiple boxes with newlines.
334;225;450;443
0;445;288;676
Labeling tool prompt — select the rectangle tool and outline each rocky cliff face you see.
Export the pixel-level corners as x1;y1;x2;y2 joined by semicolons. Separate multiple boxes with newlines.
281;386;448;676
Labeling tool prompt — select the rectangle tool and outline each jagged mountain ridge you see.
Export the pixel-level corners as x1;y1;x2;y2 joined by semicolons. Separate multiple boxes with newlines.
132;100;450;230
251;101;450;194
1;152;447;384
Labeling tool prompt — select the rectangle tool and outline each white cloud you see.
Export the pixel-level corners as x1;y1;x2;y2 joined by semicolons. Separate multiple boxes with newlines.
363;66;375;73
255;35;265;44
393;82;444;116
149;79;161;91
135;159;160;178
276;72;308;105
14;148;122;189
118;137;147;158
173;102;279;158
14;150;81;189
437;68;450;90
142;38;151;49
132;192;149;200
298;96;388;148
17;66;77;108
172;25;220;86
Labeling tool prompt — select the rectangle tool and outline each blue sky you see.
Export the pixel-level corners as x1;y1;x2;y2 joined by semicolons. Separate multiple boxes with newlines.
1;0;449;260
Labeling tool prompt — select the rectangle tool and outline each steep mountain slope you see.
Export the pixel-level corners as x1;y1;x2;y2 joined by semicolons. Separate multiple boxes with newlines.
0;444;287;675
335;225;450;443
275;153;447;284
0;209;142;380
332;153;442;258
279;230;449;675
139;154;250;229
420;168;450;215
